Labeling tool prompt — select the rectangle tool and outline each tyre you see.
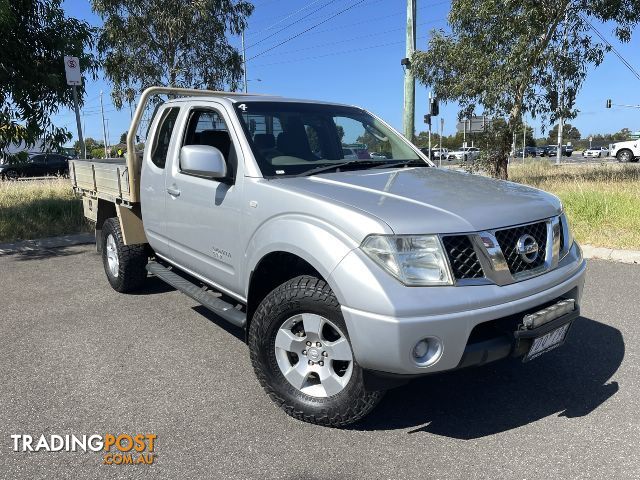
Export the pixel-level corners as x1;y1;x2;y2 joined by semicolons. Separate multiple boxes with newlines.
249;275;384;427
617;149;633;162
3;169;18;180
101;217;148;293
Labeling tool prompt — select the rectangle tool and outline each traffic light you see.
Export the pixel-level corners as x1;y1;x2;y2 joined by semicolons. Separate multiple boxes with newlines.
423;114;431;126
430;97;439;116
606;99;612;108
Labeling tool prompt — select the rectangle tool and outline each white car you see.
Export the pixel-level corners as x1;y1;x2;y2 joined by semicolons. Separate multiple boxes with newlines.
610;141;640;162
450;147;480;161
583;146;609;158
431;148;450;160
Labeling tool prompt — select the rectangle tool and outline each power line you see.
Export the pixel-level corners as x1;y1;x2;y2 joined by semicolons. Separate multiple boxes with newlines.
580;15;640;82
298;0;449;38
247;0;368;61
253;34;430;68
247;0;326;38
246;0;342;50
253;19;445;60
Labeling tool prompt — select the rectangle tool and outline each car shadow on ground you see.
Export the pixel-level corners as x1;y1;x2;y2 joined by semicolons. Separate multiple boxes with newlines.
350;316;623;438
6;246;86;261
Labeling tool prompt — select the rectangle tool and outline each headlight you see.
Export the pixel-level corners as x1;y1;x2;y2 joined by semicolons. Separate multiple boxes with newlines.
560;212;574;258
361;235;453;286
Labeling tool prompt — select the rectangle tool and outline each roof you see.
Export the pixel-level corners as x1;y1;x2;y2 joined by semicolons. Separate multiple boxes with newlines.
165;93;355;108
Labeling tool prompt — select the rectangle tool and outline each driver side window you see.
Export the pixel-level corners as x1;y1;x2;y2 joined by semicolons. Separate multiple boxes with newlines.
183;109;236;179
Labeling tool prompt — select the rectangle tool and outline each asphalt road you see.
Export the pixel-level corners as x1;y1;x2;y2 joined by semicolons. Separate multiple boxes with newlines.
0;245;638;479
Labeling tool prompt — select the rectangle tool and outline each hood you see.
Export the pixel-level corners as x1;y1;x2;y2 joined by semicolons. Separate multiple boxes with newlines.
281;167;561;234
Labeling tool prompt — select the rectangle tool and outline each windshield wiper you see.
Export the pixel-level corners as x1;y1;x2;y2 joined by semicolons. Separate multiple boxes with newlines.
295;160;383;177
371;159;429;169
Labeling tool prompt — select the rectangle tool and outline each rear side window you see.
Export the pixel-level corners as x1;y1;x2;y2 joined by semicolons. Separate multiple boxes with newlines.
150;107;180;168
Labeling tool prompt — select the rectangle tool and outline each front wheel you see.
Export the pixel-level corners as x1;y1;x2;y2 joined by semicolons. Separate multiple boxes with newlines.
249;275;384;427
617;149;633;162
101;218;148;293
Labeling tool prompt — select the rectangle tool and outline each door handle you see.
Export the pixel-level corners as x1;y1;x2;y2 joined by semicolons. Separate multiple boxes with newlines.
167;187;181;197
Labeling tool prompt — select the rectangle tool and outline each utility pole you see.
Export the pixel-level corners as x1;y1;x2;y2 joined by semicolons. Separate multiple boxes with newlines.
439;117;444;168
100;90;108;159
522;119;526;163
428;92;433;158
242;29;248;93
402;0;416;141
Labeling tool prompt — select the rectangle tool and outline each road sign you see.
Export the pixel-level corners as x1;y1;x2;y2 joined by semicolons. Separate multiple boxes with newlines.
456;116;491;133
64;56;82;85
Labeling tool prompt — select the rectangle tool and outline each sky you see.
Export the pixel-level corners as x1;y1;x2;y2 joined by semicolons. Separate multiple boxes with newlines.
56;0;640;146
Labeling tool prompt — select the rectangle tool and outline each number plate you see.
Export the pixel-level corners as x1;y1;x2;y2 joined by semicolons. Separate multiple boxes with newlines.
524;323;571;361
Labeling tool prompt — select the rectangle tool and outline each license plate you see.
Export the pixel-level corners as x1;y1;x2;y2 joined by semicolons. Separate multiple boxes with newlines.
524;323;571;361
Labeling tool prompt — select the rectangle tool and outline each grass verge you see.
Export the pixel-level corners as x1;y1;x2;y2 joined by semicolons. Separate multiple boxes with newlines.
509;161;640;250
0;178;90;243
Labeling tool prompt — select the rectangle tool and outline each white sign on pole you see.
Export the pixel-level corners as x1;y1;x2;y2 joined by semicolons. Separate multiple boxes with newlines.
64;56;82;85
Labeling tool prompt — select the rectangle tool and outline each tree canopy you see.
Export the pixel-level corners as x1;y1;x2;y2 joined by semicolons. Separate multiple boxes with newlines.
548;123;581;143
412;0;640;178
0;0;95;151
92;0;254;109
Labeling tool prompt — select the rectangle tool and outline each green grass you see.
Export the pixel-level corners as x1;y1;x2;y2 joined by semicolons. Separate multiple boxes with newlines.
1;162;638;250
510;161;640;250
0;178;90;242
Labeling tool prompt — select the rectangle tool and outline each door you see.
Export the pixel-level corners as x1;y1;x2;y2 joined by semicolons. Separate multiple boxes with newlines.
164;105;244;296
140;106;180;257
28;154;47;176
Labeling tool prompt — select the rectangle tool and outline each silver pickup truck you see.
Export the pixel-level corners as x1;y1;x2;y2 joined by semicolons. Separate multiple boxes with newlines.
71;87;586;426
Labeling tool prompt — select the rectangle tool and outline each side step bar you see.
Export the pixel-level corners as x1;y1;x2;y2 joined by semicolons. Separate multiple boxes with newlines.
146;261;246;328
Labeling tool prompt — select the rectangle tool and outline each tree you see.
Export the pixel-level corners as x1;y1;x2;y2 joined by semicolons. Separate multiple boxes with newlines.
0;0;95;151
74;137;100;152
92;0;254;109
548;123;581;143
119;132;128;144
412;0;640;179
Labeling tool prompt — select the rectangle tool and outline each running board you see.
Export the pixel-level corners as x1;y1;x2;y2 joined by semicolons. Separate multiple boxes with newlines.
146;261;246;328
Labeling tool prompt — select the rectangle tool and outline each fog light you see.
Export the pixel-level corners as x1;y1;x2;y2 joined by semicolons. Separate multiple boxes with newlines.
413;340;429;358
411;337;443;367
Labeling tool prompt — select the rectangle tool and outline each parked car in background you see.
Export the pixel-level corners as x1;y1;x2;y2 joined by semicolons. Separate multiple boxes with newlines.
450;146;480;161
369;152;388;160
583;146;610;158
542;145;572;157
342;146;370;160
0;153;70;180
431;147;450;161
515;146;543;157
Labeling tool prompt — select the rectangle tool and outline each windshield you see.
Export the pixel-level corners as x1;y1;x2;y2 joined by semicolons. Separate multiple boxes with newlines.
233;102;424;177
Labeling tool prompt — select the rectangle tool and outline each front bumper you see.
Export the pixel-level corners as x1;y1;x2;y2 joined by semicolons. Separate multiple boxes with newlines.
330;243;586;375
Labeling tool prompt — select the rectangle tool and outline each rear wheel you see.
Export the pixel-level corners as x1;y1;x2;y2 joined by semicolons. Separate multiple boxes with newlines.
101;218;148;293
249;275;383;427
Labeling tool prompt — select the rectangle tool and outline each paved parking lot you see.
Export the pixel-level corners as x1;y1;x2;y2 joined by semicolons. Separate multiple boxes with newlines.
0;245;638;479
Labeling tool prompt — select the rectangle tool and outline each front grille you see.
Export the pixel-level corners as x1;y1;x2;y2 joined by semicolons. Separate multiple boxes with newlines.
495;221;547;274
442;235;484;280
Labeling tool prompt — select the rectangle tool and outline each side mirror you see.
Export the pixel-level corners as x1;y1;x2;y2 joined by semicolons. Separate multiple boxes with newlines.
180;145;227;178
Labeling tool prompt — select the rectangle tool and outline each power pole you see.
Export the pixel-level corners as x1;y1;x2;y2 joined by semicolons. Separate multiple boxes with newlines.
100;90;108;159
522;119;526;163
402;0;416;141
242;29;248;93
428;92;433;158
